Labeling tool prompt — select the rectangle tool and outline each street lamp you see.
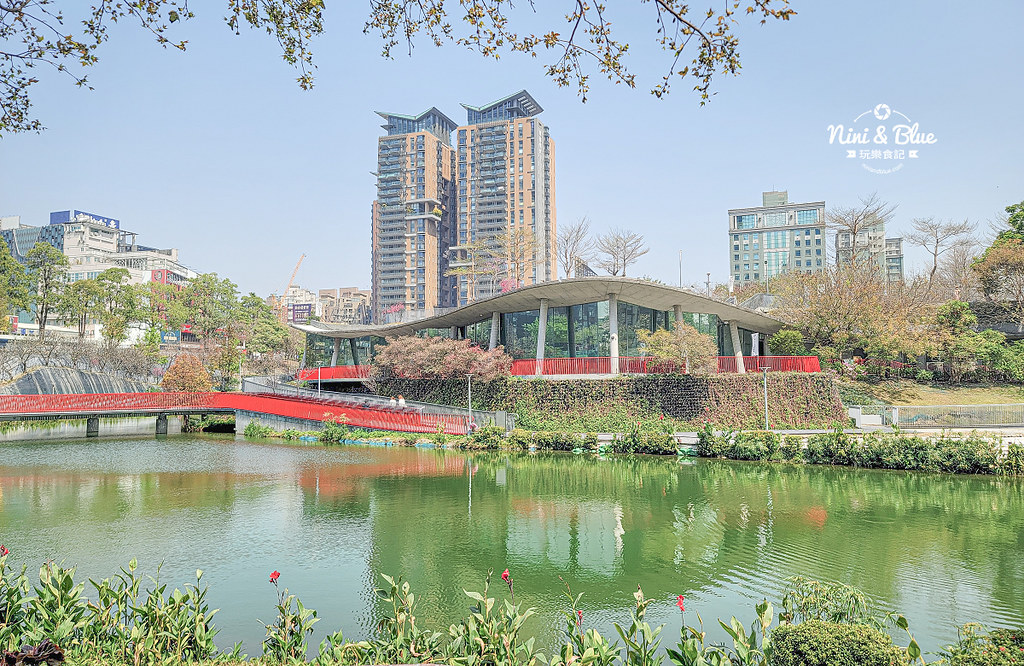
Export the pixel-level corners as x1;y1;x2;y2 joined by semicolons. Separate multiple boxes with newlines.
466;373;473;429
705;272;711;297
678;250;683;287
764;259;770;294
761;365;770;430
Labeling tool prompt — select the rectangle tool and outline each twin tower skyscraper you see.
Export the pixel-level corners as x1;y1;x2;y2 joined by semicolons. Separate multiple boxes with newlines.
370;90;556;322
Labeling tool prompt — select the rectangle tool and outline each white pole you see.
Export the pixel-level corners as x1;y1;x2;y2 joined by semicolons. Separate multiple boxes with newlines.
678;250;682;287
763;366;770;430
466;373;473;427
318;367;321;397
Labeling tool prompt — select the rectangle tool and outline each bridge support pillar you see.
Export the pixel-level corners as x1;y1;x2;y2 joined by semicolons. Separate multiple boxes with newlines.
86;417;99;438
156;414;168;435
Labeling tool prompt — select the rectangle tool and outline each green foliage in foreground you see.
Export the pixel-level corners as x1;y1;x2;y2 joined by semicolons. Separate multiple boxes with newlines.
696;426;1024;476
2;551;1018;666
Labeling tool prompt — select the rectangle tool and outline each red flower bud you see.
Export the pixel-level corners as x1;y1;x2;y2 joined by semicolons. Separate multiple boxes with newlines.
0;545;8;557
269;570;280;583
676;595;685;612
501;569;510;583
576;609;582;625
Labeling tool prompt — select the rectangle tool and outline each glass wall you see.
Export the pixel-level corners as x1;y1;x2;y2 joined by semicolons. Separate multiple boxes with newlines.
465;318;493;347
569;301;609;357
304;334;381;366
501;309;539;359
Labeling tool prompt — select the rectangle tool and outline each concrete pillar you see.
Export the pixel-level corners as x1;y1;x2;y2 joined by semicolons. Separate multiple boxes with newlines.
673;304;683;331
450;326;458;339
489;312;500;350
156;414;168;435
86;416;99;438
728;320;746;374
349;338;360;366
609;293;619;375
535;298;549;376
567;307;576;358
331;338;340;366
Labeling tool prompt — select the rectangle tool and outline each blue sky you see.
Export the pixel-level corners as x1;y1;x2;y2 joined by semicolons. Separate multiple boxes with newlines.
2;1;1022;296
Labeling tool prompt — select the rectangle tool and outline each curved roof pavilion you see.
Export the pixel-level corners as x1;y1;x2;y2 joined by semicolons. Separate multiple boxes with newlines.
291;277;784;339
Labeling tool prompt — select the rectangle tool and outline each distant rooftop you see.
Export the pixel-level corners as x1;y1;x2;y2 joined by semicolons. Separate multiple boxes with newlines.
375;107;458;140
461;90;542;124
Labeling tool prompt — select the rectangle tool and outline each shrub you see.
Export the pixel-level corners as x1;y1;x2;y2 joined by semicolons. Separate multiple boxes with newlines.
1001;443;1024;476
769;329;808;356
781;435;804;461
914;369;934;382
469;426;505;449
730;430;781;461
160;353;213;392
941;623;1024;666
243;419;274;439
372;335;512;381
806;430;855;466
769;620;909;666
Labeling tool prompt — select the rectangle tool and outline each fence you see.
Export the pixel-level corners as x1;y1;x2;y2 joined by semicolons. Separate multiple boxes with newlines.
0;391;474;435
851;403;1024;428
508;355;821;376
244;375;511;430
295;366;371;380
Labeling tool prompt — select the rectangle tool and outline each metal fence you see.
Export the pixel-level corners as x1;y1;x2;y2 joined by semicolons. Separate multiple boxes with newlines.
243;375;512;430
851;403;1024;428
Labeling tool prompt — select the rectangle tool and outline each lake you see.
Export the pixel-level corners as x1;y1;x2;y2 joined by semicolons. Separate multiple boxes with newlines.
0;434;1021;657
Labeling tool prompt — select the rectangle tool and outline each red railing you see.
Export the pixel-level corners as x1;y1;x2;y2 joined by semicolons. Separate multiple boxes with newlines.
0;392;470;435
716;356;821;373
295;365;372;380
509;355;821;376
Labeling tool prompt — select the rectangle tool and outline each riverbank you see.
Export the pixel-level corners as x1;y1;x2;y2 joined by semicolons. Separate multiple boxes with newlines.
242;417;1024;476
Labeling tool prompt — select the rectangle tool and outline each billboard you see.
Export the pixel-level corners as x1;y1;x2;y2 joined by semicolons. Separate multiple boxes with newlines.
289;303;314;324
160;331;181;344
49;210;120;229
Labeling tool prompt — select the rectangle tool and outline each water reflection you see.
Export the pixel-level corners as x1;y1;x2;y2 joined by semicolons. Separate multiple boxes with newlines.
0;437;1021;655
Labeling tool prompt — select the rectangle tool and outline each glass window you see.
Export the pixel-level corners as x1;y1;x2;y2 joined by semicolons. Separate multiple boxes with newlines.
764;211;787;227
736;214;757;229
795;250;802;257
797;209;818;225
569;302;609;357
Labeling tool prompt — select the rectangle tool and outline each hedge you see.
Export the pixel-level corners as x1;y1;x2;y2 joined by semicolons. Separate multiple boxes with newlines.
697;428;1024;475
373;373;846;432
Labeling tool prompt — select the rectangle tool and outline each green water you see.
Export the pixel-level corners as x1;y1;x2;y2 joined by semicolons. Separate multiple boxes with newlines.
0;435;1022;657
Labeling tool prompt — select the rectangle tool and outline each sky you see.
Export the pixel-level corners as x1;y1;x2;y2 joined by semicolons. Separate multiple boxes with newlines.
2;1;1022;297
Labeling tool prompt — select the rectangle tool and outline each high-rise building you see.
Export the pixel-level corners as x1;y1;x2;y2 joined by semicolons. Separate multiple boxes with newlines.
727;191;826;287
371;108;458;321
451;91;556;303
834;219;905;282
884;237;905;282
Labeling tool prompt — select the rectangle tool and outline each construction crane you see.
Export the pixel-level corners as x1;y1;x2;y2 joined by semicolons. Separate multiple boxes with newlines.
276;254;306;323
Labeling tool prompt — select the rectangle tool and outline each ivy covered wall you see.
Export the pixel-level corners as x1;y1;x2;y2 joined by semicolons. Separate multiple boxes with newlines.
373;374;846;431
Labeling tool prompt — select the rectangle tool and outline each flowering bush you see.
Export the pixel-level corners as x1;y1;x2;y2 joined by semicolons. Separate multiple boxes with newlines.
372;336;512;381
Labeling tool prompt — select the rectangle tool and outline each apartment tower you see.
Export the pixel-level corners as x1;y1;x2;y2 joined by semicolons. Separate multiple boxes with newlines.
371;108;458;320
451;91;556;303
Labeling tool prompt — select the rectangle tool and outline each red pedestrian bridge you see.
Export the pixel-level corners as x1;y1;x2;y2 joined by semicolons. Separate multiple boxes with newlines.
0;392;472;435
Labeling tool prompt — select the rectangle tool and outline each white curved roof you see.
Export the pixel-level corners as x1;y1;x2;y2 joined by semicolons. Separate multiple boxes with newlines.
291;277;784;339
